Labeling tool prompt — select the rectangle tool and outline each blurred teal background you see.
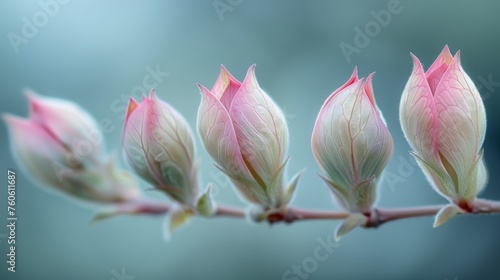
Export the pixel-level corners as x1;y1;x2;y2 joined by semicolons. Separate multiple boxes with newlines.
1;0;500;279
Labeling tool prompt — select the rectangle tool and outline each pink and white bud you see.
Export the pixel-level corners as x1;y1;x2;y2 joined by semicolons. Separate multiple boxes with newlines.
197;65;300;208
4;92;140;203
400;46;487;210
122;89;198;207
311;68;394;213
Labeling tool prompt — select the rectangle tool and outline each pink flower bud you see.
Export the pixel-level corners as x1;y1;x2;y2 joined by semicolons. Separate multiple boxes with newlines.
311;68;394;213
4;91;139;203
122;89;198;207
400;46;487;209
197;65;301;208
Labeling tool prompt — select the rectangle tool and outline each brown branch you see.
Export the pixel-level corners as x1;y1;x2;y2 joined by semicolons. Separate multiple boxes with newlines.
127;197;500;228
214;205;246;218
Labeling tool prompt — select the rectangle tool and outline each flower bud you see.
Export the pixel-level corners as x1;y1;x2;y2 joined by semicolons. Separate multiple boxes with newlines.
122;89;198;207
4;92;139;203
400;46;487;209
311;68;394;213
197;65;301;208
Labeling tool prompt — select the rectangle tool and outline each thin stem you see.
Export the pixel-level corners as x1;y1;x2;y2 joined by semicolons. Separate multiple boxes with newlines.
286;207;350;221
134;197;171;214
215;205;246;218
124;197;500;228
370;205;443;227
473;198;500;212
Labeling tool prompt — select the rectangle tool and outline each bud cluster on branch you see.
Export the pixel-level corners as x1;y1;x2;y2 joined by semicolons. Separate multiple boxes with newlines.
4;45;496;240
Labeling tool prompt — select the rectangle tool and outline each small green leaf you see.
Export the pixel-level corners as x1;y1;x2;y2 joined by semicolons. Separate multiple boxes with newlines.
281;169;305;206
411;151;455;197
197;185;216;217
90;204;137;224
267;157;290;204
434;204;460;228
474;150;488;196
168;208;192;233
90;209;120;224
318;173;350;210
334;213;366;241
318;174;349;199
215;164;271;206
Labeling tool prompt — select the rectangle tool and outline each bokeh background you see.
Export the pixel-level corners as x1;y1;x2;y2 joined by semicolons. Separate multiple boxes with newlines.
1;1;500;279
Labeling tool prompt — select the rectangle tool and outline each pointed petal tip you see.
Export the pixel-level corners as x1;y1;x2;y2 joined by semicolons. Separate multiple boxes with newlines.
3;113;19;126
441;45;453;60
323;67;363;106
441;44;452;54
125;98;139;121
217;65;229;79
241;64;259;87
220;64;229;72
197;83;211;95
351;66;359;80
24;89;44;115
3;113;14;122
442;44;452;54
2;114;28;127
219;65;241;83
364;73;376;106
23;88;38;99
365;72;375;83
409;53;425;73
442;50;462;74
246;64;257;76
148;88;156;98
410;52;420;64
